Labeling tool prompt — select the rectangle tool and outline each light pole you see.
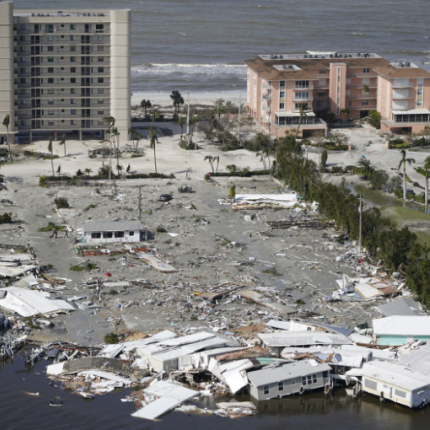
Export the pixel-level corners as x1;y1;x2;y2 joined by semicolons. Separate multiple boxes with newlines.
358;195;364;253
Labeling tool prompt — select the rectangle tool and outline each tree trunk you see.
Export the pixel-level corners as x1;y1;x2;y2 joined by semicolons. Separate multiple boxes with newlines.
51;155;55;177
403;165;406;200
426;177;428;210
6;127;10;161
153;145;157;174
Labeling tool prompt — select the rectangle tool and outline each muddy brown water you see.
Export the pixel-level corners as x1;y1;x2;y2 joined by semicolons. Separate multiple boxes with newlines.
1;357;429;430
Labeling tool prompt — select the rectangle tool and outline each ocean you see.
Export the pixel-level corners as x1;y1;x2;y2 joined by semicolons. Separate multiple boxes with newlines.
13;0;430;102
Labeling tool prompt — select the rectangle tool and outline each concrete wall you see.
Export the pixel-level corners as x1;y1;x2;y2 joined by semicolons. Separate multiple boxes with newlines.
0;2;15;136
110;9;130;138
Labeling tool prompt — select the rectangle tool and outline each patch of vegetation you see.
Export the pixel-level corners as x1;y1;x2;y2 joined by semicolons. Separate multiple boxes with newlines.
108;290;119;295
69;262;97;272
0;213;12;224
38;222;65;232
156;226;167;233
262;268;283;276
295;299;306;305
83;204;97;212
54;197;70;209
104;332;120;344
220;240;231;246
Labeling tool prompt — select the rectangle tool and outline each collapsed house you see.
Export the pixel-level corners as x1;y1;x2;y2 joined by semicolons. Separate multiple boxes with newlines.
247;359;331;400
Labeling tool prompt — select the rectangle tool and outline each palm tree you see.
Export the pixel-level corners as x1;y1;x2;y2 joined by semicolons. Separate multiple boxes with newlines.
214;99;227;135
149;127;158;174
170;91;184;114
204;155;216;173
354;157;375;179
177;116;187;140
84;168;92;177
398;149;416;200
3;114;10;161
103;116;116;182
416;155;430;209
47;136;55;176
295;102;309;139
340;108;350;123
140;99;152;117
58;134;67;156
150;109;160;125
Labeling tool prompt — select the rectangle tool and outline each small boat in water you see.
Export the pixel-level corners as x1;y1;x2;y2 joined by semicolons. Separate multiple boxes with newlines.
49;397;63;407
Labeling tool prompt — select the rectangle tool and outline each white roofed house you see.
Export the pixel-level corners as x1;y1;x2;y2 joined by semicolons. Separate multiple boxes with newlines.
82;220;144;244
247;359;331;401
348;361;430;408
373;316;430;346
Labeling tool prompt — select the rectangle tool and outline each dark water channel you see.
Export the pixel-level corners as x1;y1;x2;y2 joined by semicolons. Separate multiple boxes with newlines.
1;357;430;430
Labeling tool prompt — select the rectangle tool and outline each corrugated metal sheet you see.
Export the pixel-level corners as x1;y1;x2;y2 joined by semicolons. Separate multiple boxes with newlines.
82;220;143;233
373;316;430;336
258;331;352;347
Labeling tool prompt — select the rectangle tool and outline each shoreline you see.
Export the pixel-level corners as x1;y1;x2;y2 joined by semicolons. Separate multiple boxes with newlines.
131;90;247;108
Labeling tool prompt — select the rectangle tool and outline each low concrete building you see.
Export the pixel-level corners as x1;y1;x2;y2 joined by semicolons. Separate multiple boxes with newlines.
247;359;331;400
353;361;430;408
82;220;143;244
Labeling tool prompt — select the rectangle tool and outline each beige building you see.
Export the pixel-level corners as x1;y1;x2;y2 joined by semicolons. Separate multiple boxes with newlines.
245;52;430;138
0;2;130;142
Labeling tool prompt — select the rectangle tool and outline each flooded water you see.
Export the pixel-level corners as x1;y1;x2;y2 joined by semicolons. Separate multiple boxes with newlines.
2;356;430;430
349;184;430;215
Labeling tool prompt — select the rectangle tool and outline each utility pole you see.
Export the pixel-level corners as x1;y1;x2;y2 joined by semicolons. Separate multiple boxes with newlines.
138;185;142;222
186;93;190;147
108;135;112;182
237;97;241;145
358;195;363;253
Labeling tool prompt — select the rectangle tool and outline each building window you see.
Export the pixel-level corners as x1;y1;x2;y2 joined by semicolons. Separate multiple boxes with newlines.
295;91;309;100
70;46;76;52
96;24;104;32
363;68;370;73
97;35;104;41
45;24;54;33
71;67;76;73
20;78;26;84
71;78;76;83
47;35;54;41
98;99;104;104
20;89;26;94
279;103;285;110
280;80;285;88
71;109;76;115
48;67;54;73
48;110;54;115
98;88;104;94
98;46;104;52
48;99;54;105
70;35;76;41
362;100;369;106
71;99;76;105
91;232;101;239
312;374;318;384
47;57;54;63
71;120;76;125
20;57;26;63
129;231;135;236
70;57;76;63
98;109;104;115
71;88;76;94
319;69;327;74
115;231;124;238
47;46;54;52
98;78;104;83
278;381;284;392
19;24;25;30
307;375;312;385
302;377;307;386
98;57;104;62
103;232;113;238
48;120;54;126
70;24;76;30
295;80;309;89
19;35;26;42
20;120;26;126
97;67;104;73
263;385;269;395
48;78;54;84
48;88;54;94
417;85;424;107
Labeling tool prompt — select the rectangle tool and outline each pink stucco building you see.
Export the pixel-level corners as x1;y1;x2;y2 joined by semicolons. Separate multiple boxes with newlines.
244;52;430;138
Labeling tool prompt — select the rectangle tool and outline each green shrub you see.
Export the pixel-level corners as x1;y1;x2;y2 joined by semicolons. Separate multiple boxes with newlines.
54;197;70;209
0;213;12;224
104;332;119;344
323;144;348;151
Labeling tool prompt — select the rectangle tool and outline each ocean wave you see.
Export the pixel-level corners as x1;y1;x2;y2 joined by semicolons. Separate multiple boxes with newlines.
131;63;247;79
